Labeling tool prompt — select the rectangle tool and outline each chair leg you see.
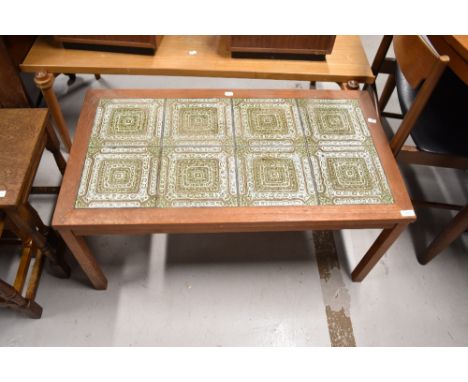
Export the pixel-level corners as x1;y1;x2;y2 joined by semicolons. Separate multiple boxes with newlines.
378;73;396;112
418;205;468;265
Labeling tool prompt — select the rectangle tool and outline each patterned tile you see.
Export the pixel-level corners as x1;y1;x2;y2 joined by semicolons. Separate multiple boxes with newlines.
75;97;394;209
299;98;394;205
298;99;369;143
237;144;317;206
309;145;393;205
89;99;164;147
75;146;160;208
233;98;305;147
163;98;233;146
158;146;237;207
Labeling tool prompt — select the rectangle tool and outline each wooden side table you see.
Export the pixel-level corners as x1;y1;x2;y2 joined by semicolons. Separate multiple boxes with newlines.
0;109;70;317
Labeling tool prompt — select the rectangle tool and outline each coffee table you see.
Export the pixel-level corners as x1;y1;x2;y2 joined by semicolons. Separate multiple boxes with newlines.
52;89;415;290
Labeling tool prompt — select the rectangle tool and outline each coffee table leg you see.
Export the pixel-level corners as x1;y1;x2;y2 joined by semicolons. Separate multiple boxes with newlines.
351;223;408;282
34;71;73;153
59;230;108;290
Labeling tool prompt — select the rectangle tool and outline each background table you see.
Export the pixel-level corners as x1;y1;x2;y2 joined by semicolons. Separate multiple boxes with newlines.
20;36;374;152
428;35;468;85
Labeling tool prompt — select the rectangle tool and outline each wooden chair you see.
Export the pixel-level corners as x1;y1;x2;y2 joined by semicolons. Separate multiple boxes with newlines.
0;108;70;318
371;35;468;264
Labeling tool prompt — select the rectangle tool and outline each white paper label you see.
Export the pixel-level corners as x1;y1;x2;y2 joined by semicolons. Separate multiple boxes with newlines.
0;190;6;198
400;210;416;217
367;118;377;124
224;91;234;96
188;50;198;56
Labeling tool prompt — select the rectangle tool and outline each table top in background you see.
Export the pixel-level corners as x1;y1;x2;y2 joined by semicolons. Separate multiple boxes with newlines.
20;36;374;84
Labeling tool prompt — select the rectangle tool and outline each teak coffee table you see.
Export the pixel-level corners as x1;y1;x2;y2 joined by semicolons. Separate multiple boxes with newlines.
52;89;415;290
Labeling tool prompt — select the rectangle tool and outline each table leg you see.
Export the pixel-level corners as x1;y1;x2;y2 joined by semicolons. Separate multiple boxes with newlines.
339;80;360;90
351;223;408;281
34;71;72;153
59;230;108;290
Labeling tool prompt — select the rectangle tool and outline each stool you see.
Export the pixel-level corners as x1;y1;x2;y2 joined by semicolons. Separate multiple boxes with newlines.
0;108;70;318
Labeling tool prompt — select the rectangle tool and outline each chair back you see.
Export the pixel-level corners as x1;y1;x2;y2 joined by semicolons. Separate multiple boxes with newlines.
390;36;450;155
393;36;443;89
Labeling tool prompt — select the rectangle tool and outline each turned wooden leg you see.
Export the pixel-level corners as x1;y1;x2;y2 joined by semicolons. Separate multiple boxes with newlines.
0;278;43;318
378;73;396;112
45;123;67;175
351;223;408;281
5;203;71;278
34;71;72;153
339;80;360;90
59;230;108;290
418;205;468;265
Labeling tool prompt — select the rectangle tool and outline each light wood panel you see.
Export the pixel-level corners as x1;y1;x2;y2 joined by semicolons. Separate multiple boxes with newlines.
20;36;374;84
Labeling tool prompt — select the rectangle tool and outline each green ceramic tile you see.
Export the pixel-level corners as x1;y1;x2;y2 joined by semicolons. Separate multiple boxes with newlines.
75;97;394;209
89;99;164;147
158;145;238;208
163;98;233;147
75;146;161;208
308;139;394;205
233;98;305;147
236;144;318;206
299;99;393;205
298;98;370;143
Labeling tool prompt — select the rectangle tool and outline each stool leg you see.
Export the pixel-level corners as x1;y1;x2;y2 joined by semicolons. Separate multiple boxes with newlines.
45;123;67;175
5;203;71;279
0;279;43;318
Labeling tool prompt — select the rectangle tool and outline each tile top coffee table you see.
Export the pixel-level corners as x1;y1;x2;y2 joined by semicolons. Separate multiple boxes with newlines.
52;89;415;289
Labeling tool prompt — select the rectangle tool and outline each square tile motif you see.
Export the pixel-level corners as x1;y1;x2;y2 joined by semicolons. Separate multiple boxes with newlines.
75;147;160;208
298;99;369;143
163;99;233;146
158;146;237;207
75;97;395;209
89;99;164;147
237;145;317;206
233;99;304;147
310;149;393;205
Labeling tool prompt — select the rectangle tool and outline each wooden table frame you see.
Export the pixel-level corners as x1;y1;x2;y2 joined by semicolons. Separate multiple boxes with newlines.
52;89;415;290
20;36;374;153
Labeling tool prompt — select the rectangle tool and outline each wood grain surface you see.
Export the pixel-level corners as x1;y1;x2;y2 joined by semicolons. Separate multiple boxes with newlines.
21;36;374;84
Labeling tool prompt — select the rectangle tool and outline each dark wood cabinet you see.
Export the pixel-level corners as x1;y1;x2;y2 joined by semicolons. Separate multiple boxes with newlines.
55;35;160;55
229;35;336;60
